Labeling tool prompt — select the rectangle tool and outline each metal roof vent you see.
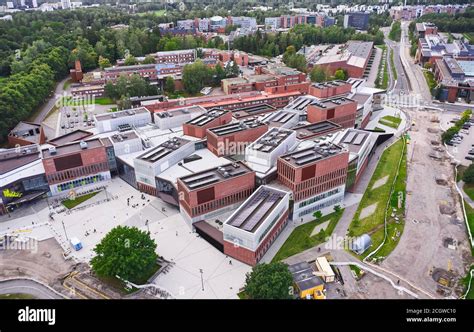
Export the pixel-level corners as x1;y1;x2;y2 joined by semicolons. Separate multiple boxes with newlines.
48;146;57;155
80;140;88;149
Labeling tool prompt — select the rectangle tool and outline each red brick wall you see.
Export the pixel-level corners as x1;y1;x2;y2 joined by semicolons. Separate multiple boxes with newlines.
206;124;269;156
307;101;357;128
137;182;157;196
308;82;352;98
223;210;289;266
42;147;107;176
182;112;232;139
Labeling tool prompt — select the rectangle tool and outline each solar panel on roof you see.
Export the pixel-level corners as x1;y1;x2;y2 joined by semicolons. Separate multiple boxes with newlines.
281;113;294;123
295;154;322;165
142;147;164;160
343;132;357;144
242;193;280;232
291;150;314;159
182;172;215;184
273;112;286;122
149;150;170;162
230;191;268;227
353;133;365;145
187;178;219;189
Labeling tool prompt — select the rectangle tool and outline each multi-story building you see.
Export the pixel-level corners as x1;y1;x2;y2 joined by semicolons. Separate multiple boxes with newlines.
415;22;438;39
306;97;358;129
265;13;334;30
245;128;298;184
434;57;474;103
41;139;111;196
133;137;195;195
106;131;143;157
343;12;369;30
260;110;300;129
94;107;151;133
70;84;105;98
416;35;474;66
182;109;233;139
278;142;349;219
152;49;197;64
314;41;374;78
103;64;158;82
292;121;342;141
0;145;48;215
223;185;291;265
308;80;352;99
206;119;269;157
177;161;255;225
8;122;45;147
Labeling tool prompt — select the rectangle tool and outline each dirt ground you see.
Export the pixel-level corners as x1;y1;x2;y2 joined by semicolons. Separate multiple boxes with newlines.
380;109;472;298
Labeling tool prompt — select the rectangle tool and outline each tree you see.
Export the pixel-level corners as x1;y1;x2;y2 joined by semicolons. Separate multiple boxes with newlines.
124;55;138;66
334;68;347;80
182;60;213;94
463;164;474;184
165;76;175;94
98;56;112;70
310;65;327;83
313;210;323;220
244;262;293;299
90;226;158;284
142;55;156;64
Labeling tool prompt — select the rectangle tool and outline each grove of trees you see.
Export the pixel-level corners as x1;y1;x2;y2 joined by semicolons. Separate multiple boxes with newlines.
243;262;294;299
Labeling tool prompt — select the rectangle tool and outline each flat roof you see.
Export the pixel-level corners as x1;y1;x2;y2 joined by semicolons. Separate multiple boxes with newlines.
288;261;324;291
309;97;355;110
137;137;190;163
109;131;140;144
155;105;205;119
280;142;343;167
8;121;42;144
209;118;265;137
42;138;104;158
47;129;93;146
292;120;341;140
261;110;299;126
457;60;474;77
0;145;41;175
104;64;156;72
232;103;276;119
185;109;229;127
311;80;348;89
178;161;253;191
226;185;286;233
336;129;370;154
94;107;150;122
248;128;294;154
284;95;316;112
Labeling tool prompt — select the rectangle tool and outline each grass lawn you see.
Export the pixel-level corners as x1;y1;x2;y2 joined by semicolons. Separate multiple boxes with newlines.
462;265;474;299
464;184;474;201
349;264;363;279
465;200;474;242
373;127;386;132
0;293;36;299
379;115;402;129
375;45;388;89
62;192;99;209
63;79;72;91
348;139;407;259
271;209;344;262
389;49;397;81
423;70;437;95
137;10;166;17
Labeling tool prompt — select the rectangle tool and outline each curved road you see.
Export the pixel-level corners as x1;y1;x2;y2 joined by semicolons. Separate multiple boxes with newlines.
0;279;65;299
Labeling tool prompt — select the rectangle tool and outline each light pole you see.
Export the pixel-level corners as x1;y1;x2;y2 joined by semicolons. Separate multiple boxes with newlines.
62;220;69;241
199;269;204;291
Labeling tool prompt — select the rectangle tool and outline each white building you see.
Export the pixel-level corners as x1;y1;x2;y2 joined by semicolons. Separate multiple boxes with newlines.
107;131;143;156
154;105;205;130
93;107;151;133
61;0;71;9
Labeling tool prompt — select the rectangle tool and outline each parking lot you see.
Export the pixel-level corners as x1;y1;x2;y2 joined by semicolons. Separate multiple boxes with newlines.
441;113;474;166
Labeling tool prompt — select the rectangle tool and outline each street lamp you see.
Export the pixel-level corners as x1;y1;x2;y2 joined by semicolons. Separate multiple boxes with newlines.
61;220;69;241
199;269;204;291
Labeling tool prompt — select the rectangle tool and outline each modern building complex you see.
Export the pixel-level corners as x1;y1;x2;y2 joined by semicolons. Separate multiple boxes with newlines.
389;4;468;21
308;80;352;99
278;142;349;219
177;161;255;225
8;121;45;147
223;185;291;266
154;105;205;130
434;58;474;103
264;12;335;30
41;139;111;197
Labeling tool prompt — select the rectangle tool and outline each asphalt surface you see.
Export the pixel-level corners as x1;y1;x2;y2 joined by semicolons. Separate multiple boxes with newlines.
0;279;64;299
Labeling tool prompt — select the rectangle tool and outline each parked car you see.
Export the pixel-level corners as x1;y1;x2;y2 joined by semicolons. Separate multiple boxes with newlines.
468;150;474;155
466;155;474;161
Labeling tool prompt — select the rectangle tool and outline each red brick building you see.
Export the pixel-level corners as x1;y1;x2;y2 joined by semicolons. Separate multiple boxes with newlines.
278;143;348;219
70;60;83;83
104;64;158;82
223;185;290;265
41;139;111;196
206;119;269;156
306;97;357;129
308;80;352;99
177;162;255;223
182;109;233;139
8;122;46;147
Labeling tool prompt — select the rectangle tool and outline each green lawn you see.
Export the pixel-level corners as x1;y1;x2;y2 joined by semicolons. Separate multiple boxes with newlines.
348;139;407;259
375;45;388;90
389;49;397;81
464;184;474;201
0;293;36;299
465;200;474;243
271;209;344;262
379;115;402;129
137;10;166;17
349;264;363;279
63;79;72;91
62;192;99;209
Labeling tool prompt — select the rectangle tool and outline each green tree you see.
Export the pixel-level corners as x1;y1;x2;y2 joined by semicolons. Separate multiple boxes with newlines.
182;60;213;94
98;56;112;70
90;226;158;284
310;65;327;83
142;55;156;64
334;69;347;80
244;262;293;299
165;76;175;94
313;210;323;220
463;164;474;184
124;55;138;66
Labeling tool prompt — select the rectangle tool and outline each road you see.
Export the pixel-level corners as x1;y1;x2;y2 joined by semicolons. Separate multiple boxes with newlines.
30;76;70;124
0;279;64;299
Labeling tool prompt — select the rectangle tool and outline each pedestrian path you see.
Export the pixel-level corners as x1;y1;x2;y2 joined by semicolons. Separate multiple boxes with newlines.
458;181;474;208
